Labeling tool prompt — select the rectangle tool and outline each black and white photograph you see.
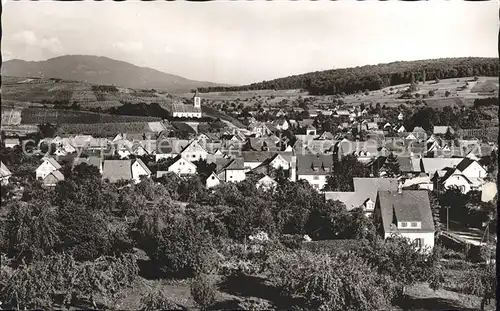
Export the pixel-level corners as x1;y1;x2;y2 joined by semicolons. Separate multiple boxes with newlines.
0;1;498;310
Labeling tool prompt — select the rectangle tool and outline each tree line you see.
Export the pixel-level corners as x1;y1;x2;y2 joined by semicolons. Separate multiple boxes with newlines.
196;58;499;95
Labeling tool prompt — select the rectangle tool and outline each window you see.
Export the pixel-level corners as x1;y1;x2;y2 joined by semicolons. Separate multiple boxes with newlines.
313;176;319;180
313;184;319;189
211;176;215;180
192;154;196;158
188;169;191;173
400;222;407;228
414;238;422;248
411;222;418;228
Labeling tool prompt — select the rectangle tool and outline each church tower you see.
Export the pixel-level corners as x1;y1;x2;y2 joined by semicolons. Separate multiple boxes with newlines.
193;90;201;108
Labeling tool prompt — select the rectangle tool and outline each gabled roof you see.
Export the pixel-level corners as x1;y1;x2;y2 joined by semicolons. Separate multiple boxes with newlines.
433;126;452;135
41;157;62;170
180;140;208;155
420;158;463;175
45;170;65;182
297;154;334;175
73;156;103;170
170;104;202;114
413;127;427;133
156;139;190;154
102;160;133;182
242;151;276;163
0;161;12;178
377;190;434;233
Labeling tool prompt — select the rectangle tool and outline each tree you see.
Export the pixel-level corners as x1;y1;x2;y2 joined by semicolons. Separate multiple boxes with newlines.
267;250;395;311
4;200;60;261
190;274;217;310
358;236;443;298
383;152;401;178
140;290;185;311
460;264;496;311
324;155;370;191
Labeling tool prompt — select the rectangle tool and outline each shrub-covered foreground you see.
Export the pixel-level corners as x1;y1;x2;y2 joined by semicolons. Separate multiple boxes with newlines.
0;163;496;310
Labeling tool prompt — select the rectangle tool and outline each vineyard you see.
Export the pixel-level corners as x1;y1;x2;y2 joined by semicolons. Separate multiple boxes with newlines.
20;108;161;124
56;122;156;137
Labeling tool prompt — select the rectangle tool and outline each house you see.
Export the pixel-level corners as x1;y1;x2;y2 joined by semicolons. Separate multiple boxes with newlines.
216;157;246;183
297;119;315;128
365;122;379;131
36;157;62;180
273;119;289;131
398;112;404;120
102;159;151;183
433;126;454;136
165;155;197;176
4;138;20;148
114;139;134;159
248;122;273;137
374;189;435;252
325;178;399;215
180;140;208;162
204;172;221;189
250;153;296;181
435;169;483;194
305;125;317;136
155;139;190;161
317;131;335;140
244;138;279;152
53;146;68;157
395;125;406;133
242;151;277;171
296;154;335;191
433;158;487;194
42;170;65;187
420;158;464;177
255;174;278;191
0;161;12;185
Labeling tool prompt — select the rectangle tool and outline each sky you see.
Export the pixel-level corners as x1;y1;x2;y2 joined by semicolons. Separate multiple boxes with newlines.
2;1;498;85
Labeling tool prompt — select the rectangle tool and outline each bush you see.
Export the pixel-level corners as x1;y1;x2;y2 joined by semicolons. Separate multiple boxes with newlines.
267;250;395;311
140;290;185;311
238;298;273;310
190;274;217;309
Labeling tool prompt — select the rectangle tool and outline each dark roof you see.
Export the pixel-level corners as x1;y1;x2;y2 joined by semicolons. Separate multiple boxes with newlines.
455;157;475;172
297;154;334;175
73;156;103;170
242;151;277;163
377;190;434;233
170;104;201;113
216;157;245;173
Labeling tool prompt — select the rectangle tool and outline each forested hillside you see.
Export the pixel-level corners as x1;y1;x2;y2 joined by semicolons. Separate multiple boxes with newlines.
197;57;499;95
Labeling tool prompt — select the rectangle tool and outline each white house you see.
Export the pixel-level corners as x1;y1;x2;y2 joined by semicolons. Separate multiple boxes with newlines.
204;172;221;189
169;93;202;118
217;158;246;183
296;154;334;191
166;156;197;176
374;189;435;252
0;161;12;185
180;140;209;162
4;138;21;149
398;112;404;120
434;158;487;194
36;157;62;180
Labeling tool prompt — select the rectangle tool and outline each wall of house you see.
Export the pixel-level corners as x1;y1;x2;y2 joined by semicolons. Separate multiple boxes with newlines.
181;150;208;161
298;174;327;191
270;156;290;170
443;175;471;194
43;174;59;187
206;175;220;188
462;162;487;179
132;161;150;183
384;231;435;252
118;150;131;159
167;159;197;176
1;176;11;186
36;161;57;180
224;169;246;183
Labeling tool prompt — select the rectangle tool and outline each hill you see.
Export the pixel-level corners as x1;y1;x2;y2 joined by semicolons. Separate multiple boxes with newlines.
196;57;499;95
1;55;229;94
